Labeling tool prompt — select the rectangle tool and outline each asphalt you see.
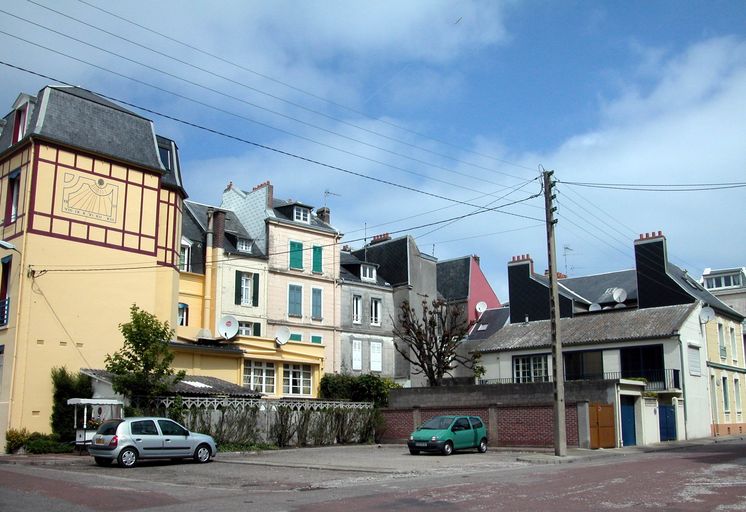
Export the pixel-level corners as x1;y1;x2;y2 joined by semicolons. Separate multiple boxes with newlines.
1;434;743;470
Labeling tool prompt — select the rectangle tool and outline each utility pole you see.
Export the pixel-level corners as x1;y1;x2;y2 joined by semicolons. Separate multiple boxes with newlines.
543;169;566;457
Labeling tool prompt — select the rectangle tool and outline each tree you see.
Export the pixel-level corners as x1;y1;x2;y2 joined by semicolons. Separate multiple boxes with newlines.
105;305;185;401
392;299;483;387
50;367;92;441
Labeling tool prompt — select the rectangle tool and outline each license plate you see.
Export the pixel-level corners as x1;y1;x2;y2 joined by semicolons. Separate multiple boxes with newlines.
415;442;427;447
95;438;104;445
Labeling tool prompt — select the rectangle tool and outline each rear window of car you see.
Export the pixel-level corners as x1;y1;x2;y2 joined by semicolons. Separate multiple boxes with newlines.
96;420;122;435
470;417;484;429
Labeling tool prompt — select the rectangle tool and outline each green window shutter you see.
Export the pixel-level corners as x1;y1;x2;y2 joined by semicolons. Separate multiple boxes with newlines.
289;333;302;342
252;273;259;307
311;335;322;344
312;246;322;273
288;285;302;316
252;323;261;337
311;288;322;319
234;271;243;305
289;241;303;269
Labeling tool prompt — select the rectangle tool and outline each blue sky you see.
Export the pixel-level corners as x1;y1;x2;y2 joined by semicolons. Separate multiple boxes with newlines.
1;1;745;300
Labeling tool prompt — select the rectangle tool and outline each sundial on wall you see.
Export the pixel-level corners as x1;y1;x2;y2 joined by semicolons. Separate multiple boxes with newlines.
61;172;119;223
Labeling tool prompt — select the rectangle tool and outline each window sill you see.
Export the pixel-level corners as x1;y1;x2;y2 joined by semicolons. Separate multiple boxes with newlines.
370;323;381;327
352;320;361;325
312;270;323;275
289;267;304;272
311;317;323;322
288;314;302;319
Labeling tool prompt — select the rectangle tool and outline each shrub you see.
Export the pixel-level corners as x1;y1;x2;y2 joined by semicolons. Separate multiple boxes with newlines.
5;428;30;454
51;367;93;442
319;373;400;408
25;436;72;454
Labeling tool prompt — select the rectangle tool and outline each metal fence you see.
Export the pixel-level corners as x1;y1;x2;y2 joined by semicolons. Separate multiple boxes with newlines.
479;369;681;392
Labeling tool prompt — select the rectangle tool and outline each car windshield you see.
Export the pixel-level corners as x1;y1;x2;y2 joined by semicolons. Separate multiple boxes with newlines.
96;419;122;435
420;416;454;430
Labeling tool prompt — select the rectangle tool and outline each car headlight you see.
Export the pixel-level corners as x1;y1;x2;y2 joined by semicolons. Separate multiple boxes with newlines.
409;435;414;441
431;436;439;442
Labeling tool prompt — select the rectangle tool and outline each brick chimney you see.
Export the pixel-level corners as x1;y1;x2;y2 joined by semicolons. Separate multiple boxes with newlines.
252;180;273;209
212;210;226;249
316;207;330;224
634;230;693;309
370;233;391;245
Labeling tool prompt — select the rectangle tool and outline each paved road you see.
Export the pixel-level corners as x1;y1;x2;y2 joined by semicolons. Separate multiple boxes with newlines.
2;439;746;511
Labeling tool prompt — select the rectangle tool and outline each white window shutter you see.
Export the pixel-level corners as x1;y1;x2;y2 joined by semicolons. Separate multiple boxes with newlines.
370;341;382;372
352;339;362;370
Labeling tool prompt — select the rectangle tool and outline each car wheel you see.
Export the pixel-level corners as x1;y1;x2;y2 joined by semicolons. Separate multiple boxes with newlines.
117;447;138;468
194;443;212;463
409;448;420;455
477;438;488;453
442;441;453;456
94;457;110;466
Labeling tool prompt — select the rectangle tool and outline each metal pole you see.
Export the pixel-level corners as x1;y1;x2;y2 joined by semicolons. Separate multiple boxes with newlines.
544;170;567;457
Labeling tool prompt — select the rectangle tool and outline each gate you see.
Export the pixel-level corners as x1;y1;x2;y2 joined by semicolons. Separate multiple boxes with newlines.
589;402;615;449
621;396;637;446
659;404;677;441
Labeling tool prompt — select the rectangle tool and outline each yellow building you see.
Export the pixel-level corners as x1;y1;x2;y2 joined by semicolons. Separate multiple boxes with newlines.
0;86;185;437
705;312;746;435
174;197;326;397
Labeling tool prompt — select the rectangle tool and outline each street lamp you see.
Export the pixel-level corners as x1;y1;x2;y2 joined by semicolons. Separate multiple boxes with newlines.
0;240;20;253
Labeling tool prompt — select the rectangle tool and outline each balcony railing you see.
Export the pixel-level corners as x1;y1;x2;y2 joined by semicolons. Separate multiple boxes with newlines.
0;297;9;326
479;369;681;392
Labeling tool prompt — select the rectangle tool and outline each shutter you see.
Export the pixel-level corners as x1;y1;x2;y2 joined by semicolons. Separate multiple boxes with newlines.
252;273;259;307
252;322;261;337
234;271;243;305
312;246;322;273
370;341;382;372
352;340;362;370
688;346;701;376
290;241;303;269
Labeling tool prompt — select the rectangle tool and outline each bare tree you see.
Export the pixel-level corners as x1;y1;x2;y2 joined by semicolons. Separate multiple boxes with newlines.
392;299;483;386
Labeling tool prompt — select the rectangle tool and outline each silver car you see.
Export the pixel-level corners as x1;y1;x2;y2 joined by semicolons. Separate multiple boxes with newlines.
88;417;217;468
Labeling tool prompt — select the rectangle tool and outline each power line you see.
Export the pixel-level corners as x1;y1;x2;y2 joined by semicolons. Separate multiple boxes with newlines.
72;0;537;174
561;180;746;191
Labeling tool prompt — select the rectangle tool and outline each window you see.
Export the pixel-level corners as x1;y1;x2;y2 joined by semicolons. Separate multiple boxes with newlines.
454;417;471;430
235;271;259;307
0;256;11;327
283;363;312;395
352;339;362;370
236;238;252;253
158;146;172;171
731;327;738;361
706;274;742;289
0;345;4;392
179;244;191;272
311;335;322;344
723;376;730;413
370;298;381;326
243;360;275;393
370;341;382;372
12;105;27;144
312;245;323;273
513;355;549;383
289;333;302;342
239;321;261;336
5;169;20;225
288;284;302;317
289;241;303;269
311;288;322;320
352;295;362;324
719;324;726;359
470;417;484;429
158;420;187;436
736;378;742;413
130;420;158;435
688;345;701;376
361;264;376;282
177;303;188;326
293;207;310;223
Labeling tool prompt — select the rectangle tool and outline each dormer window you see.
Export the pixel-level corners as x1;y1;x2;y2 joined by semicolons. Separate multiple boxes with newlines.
294;207;310;223
236;238;252;253
158;146;172;171
361;264;376;283
705;274;742;290
12;104;28;144
179;237;192;272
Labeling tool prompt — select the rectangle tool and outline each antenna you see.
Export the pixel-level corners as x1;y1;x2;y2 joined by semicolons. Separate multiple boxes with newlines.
699;306;715;324
612;288;627;304
323;189;341;208
218;315;239;339
274;326;291;347
589;303;602;312
475;301;488;315
562;245;573;275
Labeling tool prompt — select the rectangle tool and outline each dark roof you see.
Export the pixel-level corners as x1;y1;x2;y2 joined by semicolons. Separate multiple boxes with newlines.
351;236;410;287
0;86;186;196
339;250;390;287
530;272;590;304
468;307;510;341
667;263;743;320
184;201;265;258
437;257;470;301
82;368;260;398
470;303;696;353
271;198;337;234
560;269;638;304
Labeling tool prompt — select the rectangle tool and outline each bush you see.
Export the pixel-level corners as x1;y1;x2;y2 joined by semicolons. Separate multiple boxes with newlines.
5;428;30;454
319;373;400;407
51;367;93;442
25;436;72;454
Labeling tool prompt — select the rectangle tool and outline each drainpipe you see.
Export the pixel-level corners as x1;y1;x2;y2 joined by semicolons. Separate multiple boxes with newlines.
678;331;688;440
196;208;214;339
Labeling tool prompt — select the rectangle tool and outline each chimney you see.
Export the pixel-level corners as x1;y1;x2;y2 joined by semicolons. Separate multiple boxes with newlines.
507;253;557;324
252;180;274;209
370;233;391;245
633;230;692;309
342;244;352;252
473;255;480;266
212;210;226;248
316;207;330;224
224;181;233;192
543;269;567;279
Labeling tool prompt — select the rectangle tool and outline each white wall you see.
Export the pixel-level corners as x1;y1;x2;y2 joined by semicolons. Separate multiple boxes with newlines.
678;305;712;439
641;397;661;445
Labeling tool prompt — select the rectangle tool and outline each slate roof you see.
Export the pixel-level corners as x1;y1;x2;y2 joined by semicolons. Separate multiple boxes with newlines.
351;236;410;287
184;200;265;258
82;368;260;398
667;262;743;320
437;257;470;301
270;198;338;234
470;303;696;354
559;269;638;304
339;250;390;287
0;86;185;196
467;307;510;341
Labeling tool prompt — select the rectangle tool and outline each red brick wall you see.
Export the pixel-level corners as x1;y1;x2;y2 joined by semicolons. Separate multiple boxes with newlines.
381;404;579;448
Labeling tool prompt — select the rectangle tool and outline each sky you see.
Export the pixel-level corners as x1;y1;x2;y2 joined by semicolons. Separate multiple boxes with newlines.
1;0;745;300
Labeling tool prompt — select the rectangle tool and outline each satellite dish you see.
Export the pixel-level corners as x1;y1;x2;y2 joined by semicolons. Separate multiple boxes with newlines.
699;306;716;324
218;315;239;339
589;303;602;312
475;301;488;314
614;303;626;309
612;288;627;304
275;326;291;346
